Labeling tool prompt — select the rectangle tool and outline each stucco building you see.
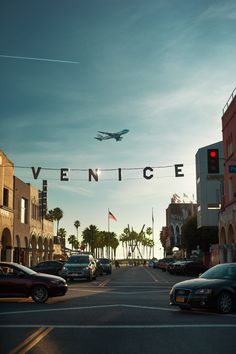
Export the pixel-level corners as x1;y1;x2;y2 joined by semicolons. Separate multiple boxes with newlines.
0;150;14;261
219;89;236;263
1;150;57;265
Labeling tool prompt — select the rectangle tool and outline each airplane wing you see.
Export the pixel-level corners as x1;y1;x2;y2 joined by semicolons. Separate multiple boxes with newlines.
94;134;111;141
97;131;114;137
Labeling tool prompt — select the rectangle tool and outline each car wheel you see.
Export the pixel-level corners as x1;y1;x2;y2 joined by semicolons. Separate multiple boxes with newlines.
87;273;92;281
217;292;233;314
31;285;49;303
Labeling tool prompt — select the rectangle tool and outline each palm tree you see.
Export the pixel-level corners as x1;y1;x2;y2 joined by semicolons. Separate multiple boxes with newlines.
48;207;63;236
82;225;99;255
68;235;76;251
74;220;81;242
58;228;67;251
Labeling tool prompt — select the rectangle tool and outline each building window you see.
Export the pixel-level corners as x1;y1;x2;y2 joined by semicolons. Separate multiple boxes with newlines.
226;133;233;157
3;188;9;207
21;198;28;224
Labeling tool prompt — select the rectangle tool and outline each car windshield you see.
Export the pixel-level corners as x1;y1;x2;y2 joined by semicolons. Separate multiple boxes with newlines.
67;256;89;264
200;264;236;281
99;259;110;264
14;263;36;275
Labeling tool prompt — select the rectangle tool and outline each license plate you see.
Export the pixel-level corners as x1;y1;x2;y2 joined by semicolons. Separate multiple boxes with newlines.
176;296;185;303
71;273;79;277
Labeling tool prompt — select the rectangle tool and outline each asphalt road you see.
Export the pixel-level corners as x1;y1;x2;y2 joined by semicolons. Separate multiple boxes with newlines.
0;265;236;354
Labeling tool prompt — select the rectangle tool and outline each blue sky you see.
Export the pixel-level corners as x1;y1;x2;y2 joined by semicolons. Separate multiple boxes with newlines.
1;0;236;257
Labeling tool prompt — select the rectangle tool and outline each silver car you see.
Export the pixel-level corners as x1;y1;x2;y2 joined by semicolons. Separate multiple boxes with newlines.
61;254;96;281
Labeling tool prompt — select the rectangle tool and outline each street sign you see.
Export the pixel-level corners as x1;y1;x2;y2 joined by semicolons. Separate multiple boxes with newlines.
229;165;236;173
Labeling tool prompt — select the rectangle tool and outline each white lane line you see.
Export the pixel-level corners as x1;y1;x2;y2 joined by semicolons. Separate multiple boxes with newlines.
0;304;176;316
1;303;235;317
1;324;236;329
143;267;159;282
69;288;169;295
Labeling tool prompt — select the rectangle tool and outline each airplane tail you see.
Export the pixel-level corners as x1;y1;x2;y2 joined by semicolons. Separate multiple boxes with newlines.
94;134;104;141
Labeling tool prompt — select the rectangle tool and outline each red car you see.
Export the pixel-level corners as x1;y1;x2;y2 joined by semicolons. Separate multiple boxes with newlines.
0;261;68;303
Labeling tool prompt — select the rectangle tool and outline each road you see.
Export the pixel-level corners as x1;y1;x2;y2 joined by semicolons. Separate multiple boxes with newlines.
0;265;236;354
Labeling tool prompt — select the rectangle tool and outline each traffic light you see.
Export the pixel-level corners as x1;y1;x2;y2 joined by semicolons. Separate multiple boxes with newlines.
207;149;219;174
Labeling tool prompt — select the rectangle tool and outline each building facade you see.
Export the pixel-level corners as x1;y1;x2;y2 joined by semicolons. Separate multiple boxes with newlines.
0;150;58;265
219;90;236;263
165;202;197;254
0;150;14;261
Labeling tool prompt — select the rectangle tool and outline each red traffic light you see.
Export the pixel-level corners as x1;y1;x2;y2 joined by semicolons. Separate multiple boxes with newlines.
207;149;219;174
209;151;217;158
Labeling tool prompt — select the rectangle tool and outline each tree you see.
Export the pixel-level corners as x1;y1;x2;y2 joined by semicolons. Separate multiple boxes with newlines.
58;228;66;251
82;225;99;255
68;235;76;251
74;220;81;242
48;207;63;236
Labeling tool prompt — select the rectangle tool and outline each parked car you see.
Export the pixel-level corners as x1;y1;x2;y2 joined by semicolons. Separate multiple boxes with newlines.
0;262;68;303
148;258;158;268
182;261;208;276
95;259;104;276
31;260;65;276
170;263;236;314
61;253;97;281
167;260;208;276
167;260;188;275
156;258;174;271
97;258;112;274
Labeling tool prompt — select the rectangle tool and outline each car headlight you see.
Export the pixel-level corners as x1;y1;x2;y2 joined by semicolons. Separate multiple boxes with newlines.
194;288;213;295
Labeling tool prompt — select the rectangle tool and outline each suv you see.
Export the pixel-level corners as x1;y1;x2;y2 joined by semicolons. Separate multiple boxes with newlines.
97;258;112;274
61;254;96;281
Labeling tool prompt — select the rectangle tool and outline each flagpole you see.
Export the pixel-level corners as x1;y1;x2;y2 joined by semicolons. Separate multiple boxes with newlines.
108;208;110;232
152;208;154;258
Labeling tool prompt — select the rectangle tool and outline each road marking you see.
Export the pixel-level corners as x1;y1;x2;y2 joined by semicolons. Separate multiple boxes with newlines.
0;303;235;317
143;267;159;282
7;327;53;354
98;278;111;287
2;324;236;329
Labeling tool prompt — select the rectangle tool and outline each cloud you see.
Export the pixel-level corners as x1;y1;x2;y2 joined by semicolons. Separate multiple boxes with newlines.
200;2;236;20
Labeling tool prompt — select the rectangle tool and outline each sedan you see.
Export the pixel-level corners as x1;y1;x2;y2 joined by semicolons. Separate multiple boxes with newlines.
170;263;236;314
0;262;68;303
97;258;112;274
31;260;65;276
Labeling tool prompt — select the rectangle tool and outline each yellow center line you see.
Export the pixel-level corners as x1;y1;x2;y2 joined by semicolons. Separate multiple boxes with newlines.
7;327;53;354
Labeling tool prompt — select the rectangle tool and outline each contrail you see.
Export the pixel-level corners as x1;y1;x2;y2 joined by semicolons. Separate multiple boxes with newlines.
0;54;79;64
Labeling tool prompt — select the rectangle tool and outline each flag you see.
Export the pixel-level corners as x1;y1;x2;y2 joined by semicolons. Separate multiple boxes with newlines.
108;210;117;221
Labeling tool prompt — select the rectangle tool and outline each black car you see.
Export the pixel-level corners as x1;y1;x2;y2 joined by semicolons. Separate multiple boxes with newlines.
168;260;208;276
95;260;104;276
182;261;208;276
31;260;65;276
0;262;68;303
170;263;236;314
97;258;112;274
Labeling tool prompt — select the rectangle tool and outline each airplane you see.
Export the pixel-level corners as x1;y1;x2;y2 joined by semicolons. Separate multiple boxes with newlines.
94;129;129;142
